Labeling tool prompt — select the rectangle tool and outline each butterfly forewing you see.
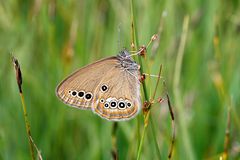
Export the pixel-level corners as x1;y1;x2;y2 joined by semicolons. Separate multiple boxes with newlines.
56;57;119;110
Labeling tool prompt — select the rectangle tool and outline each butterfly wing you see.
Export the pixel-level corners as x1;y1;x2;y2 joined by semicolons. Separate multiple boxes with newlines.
56;57;119;110
92;65;141;121
56;52;141;121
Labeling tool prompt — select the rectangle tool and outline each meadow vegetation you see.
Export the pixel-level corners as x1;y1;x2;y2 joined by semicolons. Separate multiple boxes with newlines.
0;0;239;159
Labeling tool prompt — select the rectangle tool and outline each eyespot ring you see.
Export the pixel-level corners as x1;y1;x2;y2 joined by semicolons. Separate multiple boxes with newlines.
110;100;117;109
84;92;93;101
71;90;77;97
100;84;108;92
118;101;126;109
104;102;109;108
100;99;105;103
125;100;132;108
78;90;85;98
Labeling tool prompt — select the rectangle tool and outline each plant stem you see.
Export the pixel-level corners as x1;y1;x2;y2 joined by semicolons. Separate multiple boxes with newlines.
130;0;149;159
20;93;35;160
223;104;231;160
130;1;164;159
150;116;162;159
111;122;118;160
12;56;42;160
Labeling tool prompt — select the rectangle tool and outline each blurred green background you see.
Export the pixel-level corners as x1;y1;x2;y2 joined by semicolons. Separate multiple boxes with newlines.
0;0;240;159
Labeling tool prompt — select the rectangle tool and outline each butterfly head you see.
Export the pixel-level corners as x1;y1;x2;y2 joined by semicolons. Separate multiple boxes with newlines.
117;50;139;71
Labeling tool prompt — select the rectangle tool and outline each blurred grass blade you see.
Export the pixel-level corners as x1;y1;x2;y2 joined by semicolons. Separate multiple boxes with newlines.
222;103;231;160
150;116;162;159
173;15;196;160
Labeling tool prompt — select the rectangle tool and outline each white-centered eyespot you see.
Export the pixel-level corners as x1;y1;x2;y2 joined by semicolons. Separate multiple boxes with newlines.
100;84;108;92
104;102;109;108
118;101;126;109
110;100;117;109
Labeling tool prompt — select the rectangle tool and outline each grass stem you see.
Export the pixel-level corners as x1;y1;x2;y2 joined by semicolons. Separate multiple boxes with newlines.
130;1;164;159
111;122;118;160
222;104;231;160
12;56;42;160
19;93;35;160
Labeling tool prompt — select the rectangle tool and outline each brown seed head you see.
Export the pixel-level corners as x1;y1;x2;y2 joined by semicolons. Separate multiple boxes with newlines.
12;56;23;93
139;73;146;83
138;45;146;57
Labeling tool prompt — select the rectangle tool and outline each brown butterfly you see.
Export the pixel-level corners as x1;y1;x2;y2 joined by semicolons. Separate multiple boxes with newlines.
56;50;141;121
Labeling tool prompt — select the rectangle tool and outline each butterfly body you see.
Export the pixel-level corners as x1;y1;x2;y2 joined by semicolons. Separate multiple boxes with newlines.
56;50;141;121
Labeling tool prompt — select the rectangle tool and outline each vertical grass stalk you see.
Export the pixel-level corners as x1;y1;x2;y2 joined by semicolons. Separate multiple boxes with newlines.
111;122;118;160
212;34;232;160
222;104;231;160
130;1;163;159
130;0;149;159
19;93;35;160
12;56;42;160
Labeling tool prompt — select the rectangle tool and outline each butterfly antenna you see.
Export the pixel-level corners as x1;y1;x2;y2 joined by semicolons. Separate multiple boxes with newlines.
118;23;122;51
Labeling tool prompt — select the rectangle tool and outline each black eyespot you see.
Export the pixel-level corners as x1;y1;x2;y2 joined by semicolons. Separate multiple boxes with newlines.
110;101;117;108
68;90;71;94
100;99;105;103
104;103;109;108
118;102;126;109
85;93;92;100
72;91;77;96
78;91;84;98
127;102;132;107
101;84;108;92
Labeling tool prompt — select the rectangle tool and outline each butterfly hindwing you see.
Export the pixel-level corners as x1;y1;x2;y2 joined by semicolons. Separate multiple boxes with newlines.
56;57;119;110
92;66;141;121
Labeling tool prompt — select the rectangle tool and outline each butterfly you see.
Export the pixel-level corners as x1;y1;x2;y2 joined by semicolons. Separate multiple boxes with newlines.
56;50;141;121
